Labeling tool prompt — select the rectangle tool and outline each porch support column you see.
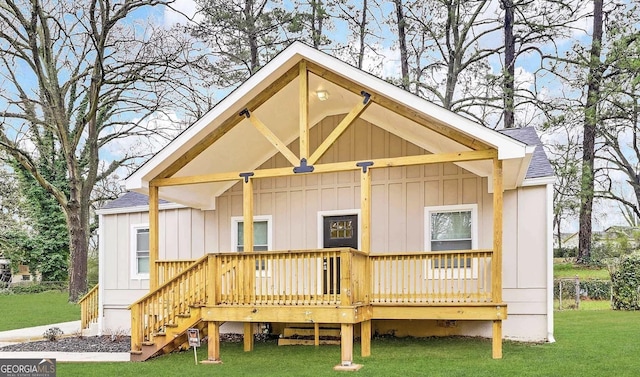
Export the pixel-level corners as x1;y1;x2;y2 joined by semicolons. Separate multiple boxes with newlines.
244;322;254;352
203;321;222;364
149;185;159;290
360;166;372;359
360;166;371;254
334;323;362;371
242;176;255;304
492;157;504;359
243;177;255;353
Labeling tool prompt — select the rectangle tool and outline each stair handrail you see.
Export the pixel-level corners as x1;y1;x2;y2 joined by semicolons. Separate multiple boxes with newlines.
79;284;99;329
129;254;210;352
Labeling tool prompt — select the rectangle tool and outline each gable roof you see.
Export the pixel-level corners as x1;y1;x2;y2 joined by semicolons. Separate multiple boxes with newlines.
126;42;537;210
499;127;553;179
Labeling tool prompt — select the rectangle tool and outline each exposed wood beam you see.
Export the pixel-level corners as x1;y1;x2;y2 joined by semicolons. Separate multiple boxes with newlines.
152;149;497;187
153;65;300;179
299;61;309;160
243;110;300;166
308;93;371;165
306;61;490;151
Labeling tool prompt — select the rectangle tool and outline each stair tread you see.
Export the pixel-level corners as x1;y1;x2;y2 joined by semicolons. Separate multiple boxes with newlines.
130;350;143;355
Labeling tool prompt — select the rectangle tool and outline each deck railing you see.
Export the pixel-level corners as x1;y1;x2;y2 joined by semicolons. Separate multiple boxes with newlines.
213;248;367;306
156;259;196;286
80;284;99;329
369;250;493;304
129;255;209;351
129;248;495;352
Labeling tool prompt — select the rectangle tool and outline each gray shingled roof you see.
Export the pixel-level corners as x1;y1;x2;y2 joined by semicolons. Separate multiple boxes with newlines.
499;127;554;179
101;191;169;210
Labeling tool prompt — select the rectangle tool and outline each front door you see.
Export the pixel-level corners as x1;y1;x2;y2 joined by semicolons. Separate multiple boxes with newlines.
322;215;358;294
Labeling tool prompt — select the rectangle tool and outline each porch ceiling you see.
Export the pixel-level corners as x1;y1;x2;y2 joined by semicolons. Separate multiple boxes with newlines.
126;43;532;210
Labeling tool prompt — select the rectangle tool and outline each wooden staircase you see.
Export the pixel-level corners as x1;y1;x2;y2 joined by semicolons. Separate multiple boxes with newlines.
131;307;205;361
129;255;210;362
278;323;341;346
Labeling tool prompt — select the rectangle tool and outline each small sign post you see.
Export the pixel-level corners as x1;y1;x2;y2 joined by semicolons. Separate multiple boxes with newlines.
187;328;200;365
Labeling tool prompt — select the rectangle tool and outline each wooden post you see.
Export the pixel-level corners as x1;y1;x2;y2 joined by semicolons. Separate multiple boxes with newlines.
299;60;309;160
492;157;503;359
492;320;502;359
360;168;371;254
314;323;320;347
243;177;254;304
333;323;362;371
361;319;371;357
149;185;159;290
244;322;254;352
203;321;222;364
340;324;353;365
130;303;141;352
340;249;352;306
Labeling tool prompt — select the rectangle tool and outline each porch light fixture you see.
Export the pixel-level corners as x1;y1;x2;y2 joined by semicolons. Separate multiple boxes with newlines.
316;90;329;101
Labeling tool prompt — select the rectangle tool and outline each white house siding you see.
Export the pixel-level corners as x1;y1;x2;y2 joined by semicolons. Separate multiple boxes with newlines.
100;115;549;340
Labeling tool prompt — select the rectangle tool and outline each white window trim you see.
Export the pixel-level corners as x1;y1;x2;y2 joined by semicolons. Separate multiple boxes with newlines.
424;204;478;279
130;223;150;280
231;215;272;277
316;209;361;249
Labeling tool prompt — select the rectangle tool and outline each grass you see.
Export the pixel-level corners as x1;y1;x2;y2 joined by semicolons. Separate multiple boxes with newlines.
0;291;80;331
56;310;640;377
553;262;610;280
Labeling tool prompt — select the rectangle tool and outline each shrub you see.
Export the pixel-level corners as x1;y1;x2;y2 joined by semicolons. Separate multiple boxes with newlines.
609;253;640;310
43;327;63;341
554;247;577;258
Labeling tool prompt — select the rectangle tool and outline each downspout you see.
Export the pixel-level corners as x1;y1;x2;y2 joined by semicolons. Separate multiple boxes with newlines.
546;183;555;343
98;213;105;336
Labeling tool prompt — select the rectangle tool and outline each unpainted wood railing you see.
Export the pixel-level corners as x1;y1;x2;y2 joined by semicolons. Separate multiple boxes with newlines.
214;248;367;306
80;284;99;329
156;259;196;286
129;255;209;351
369;250;493;304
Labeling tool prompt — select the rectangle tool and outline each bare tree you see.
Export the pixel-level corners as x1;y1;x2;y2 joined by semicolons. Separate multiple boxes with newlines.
0;0;198;301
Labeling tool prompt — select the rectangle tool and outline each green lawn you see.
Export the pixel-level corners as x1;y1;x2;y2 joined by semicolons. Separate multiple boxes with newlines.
0;291;80;331
56;310;640;377
553;262;610;280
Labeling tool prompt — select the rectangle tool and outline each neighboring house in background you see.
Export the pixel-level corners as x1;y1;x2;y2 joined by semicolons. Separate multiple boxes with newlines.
87;42;554;368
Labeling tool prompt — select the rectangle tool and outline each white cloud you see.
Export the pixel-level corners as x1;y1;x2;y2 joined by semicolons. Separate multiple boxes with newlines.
163;0;201;28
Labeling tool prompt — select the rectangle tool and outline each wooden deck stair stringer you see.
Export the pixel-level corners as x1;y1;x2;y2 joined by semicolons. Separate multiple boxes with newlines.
131;307;205;361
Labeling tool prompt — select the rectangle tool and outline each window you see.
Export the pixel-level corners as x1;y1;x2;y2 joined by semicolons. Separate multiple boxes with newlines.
131;225;150;279
232;216;272;273
424;205;478;274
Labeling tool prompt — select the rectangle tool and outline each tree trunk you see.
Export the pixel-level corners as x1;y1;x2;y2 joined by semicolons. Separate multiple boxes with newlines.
394;0;409;91
577;0;603;264
502;0;515;128
66;198;88;302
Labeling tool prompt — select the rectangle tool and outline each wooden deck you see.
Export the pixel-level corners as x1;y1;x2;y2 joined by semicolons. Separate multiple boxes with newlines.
123;248;506;365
